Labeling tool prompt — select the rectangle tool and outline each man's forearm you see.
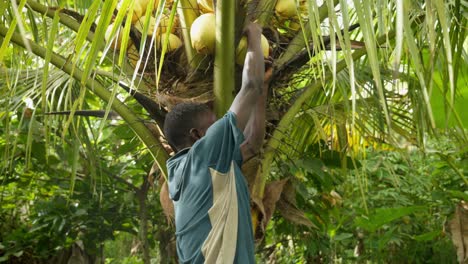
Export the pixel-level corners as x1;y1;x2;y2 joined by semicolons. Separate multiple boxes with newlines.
241;81;268;159
229;24;265;131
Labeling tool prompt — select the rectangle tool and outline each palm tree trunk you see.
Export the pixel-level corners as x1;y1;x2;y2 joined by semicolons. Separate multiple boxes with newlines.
213;0;236;116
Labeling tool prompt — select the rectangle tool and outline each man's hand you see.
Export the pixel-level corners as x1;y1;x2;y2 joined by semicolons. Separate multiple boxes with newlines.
243;22;264;91
244;23;262;47
264;65;273;85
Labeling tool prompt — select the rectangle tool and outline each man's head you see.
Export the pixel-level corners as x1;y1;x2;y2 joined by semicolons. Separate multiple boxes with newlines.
164;102;216;152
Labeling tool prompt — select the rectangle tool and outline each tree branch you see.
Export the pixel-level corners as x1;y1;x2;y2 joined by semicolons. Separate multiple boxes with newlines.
26;0;95;42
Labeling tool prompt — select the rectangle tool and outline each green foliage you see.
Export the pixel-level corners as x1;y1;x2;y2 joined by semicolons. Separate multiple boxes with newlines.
260;135;465;263
0;105;165;261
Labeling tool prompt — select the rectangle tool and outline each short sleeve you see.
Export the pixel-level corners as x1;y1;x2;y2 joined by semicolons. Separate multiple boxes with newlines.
191;111;245;173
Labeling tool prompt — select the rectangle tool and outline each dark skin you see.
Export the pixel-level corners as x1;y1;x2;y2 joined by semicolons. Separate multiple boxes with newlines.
185;22;270;161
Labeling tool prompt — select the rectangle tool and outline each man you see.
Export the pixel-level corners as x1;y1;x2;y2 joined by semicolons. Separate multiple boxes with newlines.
163;23;270;263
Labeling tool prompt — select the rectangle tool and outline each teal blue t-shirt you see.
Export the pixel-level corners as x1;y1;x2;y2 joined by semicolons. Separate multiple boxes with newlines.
167;111;255;264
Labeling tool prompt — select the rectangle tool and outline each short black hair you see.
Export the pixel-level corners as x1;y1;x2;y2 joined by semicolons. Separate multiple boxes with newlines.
163;102;211;151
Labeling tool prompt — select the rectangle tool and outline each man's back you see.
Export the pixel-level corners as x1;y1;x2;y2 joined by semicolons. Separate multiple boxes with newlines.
167;112;255;263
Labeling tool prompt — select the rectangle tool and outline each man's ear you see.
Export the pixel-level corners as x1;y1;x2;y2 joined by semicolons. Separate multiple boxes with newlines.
205;101;214;111
189;128;201;141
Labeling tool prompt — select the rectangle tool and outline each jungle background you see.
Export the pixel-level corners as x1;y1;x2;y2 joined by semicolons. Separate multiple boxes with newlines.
0;0;467;263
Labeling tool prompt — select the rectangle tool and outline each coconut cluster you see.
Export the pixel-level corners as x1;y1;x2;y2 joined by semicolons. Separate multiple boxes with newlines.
105;0;182;54
274;0;309;32
189;1;270;65
104;0;309;72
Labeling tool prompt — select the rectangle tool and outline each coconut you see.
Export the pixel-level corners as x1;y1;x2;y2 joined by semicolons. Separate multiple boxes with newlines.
131;2;143;23
127;44;140;69
190;13;216;54
275;0;308;19
235;34;269;65
275;0;297;18
129;0;160;24
137;0;160;12
197;0;214;13
135;15;157;35
135;15;178;36
156;33;183;52
158;15;179;34
105;23;129;50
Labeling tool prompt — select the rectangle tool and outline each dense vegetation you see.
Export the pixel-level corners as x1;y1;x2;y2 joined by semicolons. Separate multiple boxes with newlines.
1;0;467;263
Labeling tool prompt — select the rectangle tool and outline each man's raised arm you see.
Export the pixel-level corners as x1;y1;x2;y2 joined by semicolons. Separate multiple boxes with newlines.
240;68;271;161
229;23;265;132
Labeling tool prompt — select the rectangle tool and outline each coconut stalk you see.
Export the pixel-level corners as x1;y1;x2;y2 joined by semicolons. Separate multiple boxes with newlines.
213;0;237;116
177;0;204;71
250;33;396;231
0;25;170;178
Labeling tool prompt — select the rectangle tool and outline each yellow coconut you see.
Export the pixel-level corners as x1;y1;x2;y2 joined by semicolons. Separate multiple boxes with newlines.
137;0;160;12
275;0;308;19
156;33;183;52
197;0;214;13
235;34;269;65
105;24;129;50
135;15;178;36
190;13;216;54
275;0;297;18
130;0;160;24
135;15;157;35
127;44;140;69
158;15;179;34
132;3;145;24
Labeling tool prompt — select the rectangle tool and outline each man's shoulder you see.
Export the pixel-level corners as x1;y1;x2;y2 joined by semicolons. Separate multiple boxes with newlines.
167;148;190;169
204;111;241;139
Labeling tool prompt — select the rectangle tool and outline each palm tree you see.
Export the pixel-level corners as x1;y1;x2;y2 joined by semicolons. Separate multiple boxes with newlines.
1;0;466;261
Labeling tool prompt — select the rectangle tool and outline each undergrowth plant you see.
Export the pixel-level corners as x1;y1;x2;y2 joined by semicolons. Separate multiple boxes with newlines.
259;135;466;263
